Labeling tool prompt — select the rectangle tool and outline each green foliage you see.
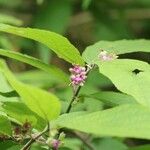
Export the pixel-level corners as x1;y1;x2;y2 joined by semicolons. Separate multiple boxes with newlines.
0;49;69;83
0;60;61;121
3;101;46;130
93;138;127;150
0;141;20;150
34;0;72;63
83;91;137;107
128;145;150;150
82;39;150;64
0;14;22;26
0;0;150;149
97;59;150;108
0;72;18;102
82;0;92;9
54;104;150;139
0;23;84;65
0;115;12;135
34;0;72;34
16;70;61;88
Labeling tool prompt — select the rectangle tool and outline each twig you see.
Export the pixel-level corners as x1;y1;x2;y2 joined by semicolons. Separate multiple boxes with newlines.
66;86;81;113
66;64;94;114
74;131;95;150
21;124;49;150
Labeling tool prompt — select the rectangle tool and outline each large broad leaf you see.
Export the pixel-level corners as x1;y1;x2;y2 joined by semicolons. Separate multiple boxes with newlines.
83;91;137;107
0;115;11;135
0;49;69;83
54;104;150;139
97;59;150;108
0;23;84;65
82;39;150;64
3;101;46;130
0;60;61;121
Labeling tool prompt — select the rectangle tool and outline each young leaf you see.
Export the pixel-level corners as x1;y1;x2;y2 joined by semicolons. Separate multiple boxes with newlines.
54;104;150;139
0;49;69;83
0;115;12;135
82;39;150;64
3;101;46;130
0;60;61;121
0;23;85;65
97;59;150;108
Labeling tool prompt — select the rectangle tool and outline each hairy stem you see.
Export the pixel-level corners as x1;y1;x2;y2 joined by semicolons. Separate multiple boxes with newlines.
21;124;49;150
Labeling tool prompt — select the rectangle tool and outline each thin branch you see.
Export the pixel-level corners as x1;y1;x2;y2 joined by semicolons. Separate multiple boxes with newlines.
66;86;81;113
21;124;49;150
66;64;94;114
74;131;95;150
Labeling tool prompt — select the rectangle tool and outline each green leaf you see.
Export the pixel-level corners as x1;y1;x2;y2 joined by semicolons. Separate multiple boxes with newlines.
3;101;46;130
82;39;150;64
0;14;22;26
0;115;12;135
83;91;137;107
128;145;150;150
34;0;72;34
0;35;15;50
82;0;92;9
94;138;127;150
97;59;150;108
34;0;72;63
0;0;21;8
0;72;18;102
0;141;20;150
0;60;61;121
0;49;69;83
0;23;84;65
16;70;61;88
54;104;150;139
30;144;48;150
7;145;22;150
62;138;82;150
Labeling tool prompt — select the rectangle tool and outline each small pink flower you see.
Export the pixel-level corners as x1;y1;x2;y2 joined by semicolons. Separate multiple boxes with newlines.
99;50;118;61
69;65;87;86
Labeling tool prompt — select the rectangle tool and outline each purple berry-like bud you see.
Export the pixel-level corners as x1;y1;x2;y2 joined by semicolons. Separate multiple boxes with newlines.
69;65;87;86
51;139;61;150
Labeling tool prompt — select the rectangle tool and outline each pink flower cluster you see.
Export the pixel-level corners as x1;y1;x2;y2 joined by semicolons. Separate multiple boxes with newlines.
99;50;118;61
69;65;87;86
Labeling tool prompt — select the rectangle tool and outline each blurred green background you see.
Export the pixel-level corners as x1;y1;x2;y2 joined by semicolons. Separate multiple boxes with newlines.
0;0;149;69
0;0;150;150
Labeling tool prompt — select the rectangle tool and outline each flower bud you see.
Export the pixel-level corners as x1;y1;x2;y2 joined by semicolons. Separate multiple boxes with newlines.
69;65;87;86
99;50;118;61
